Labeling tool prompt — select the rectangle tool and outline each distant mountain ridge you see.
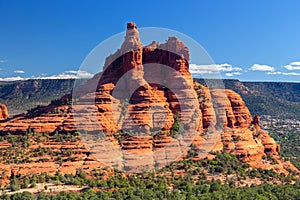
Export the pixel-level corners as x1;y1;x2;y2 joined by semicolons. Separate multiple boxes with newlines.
0;79;85;116
197;79;300;119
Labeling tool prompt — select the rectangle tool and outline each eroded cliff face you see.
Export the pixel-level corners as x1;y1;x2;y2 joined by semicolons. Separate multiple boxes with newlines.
0;23;297;174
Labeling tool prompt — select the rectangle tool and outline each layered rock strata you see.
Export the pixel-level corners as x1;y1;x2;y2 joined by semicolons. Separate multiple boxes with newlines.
0;23;296;174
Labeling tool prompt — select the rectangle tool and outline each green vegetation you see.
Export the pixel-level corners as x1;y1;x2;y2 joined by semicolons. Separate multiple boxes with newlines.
1;170;300;199
0;79;84;115
265;117;300;169
170;113;184;137
1;183;300;200
118;98;129;124
161;153;296;183
0;132;81;166
9;176;20;192
0;131;298;199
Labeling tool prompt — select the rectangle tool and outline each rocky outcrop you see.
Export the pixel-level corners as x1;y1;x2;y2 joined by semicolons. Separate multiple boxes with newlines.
0;22;297;174
0;103;8;120
252;115;260;126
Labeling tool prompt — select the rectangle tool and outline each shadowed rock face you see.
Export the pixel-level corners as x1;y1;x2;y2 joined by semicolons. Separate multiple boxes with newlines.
0;22;297;174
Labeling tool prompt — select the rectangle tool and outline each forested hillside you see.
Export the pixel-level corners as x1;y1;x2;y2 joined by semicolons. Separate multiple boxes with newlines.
196;79;300;119
0;79;79;116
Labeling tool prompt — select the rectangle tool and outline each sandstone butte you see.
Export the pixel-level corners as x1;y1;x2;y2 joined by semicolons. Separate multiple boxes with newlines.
0;22;298;181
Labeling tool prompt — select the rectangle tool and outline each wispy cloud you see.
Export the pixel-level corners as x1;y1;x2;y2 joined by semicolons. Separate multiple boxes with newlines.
225;72;241;77
0;59;8;63
190;63;242;74
266;71;300;76
0;76;25;81
13;70;25;74
0;70;94;81
284;62;300;70
40;70;93;79
249;64;275;71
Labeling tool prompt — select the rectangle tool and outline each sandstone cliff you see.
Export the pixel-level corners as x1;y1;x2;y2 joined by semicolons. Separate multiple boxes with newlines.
0;23;297;175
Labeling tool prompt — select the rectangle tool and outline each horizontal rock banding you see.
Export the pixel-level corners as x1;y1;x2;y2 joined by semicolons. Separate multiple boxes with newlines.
0;22;296;174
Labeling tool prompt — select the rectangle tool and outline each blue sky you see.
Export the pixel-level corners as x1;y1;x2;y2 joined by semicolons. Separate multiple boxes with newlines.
0;0;300;82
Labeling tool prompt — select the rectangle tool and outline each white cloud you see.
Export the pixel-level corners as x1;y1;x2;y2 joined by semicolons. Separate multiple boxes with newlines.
190;63;242;74
225;72;241;77
64;70;79;74
76;70;94;78
249;64;275;71
290;61;300;65
0;70;94;81
225;73;233;77
0;59;8;63
14;70;25;74
0;76;26;81
40;70;93;79
266;71;300;76
284;62;300;70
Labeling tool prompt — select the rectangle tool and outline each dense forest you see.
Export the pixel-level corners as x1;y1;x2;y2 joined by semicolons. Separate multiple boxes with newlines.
2;181;300;200
1;152;299;199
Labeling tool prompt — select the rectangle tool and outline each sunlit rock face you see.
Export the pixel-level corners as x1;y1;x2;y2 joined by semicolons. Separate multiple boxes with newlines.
0;103;8;120
0;22;295;174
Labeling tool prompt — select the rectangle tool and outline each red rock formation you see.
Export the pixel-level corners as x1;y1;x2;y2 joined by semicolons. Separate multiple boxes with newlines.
0;22;297;174
252;115;260;126
225;90;252;128
0;103;9;120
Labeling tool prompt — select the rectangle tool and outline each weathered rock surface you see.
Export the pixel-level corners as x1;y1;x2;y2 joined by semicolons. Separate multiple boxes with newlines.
0;22;297;174
0;103;9;120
